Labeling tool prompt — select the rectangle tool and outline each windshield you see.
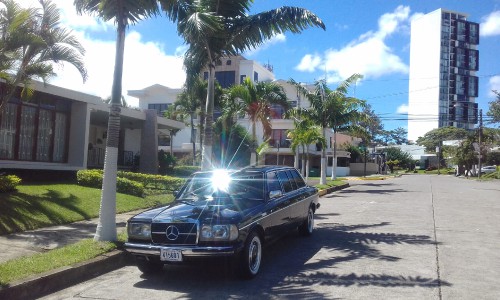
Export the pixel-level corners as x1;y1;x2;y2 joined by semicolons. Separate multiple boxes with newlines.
177;171;264;201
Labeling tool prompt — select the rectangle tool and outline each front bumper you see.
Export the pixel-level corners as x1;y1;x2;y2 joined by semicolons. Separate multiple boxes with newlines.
124;242;238;258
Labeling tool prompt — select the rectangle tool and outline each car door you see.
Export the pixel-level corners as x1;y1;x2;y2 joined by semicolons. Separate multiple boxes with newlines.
275;170;299;232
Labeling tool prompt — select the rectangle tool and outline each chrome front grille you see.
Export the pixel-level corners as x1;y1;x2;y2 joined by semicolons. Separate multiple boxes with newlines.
151;222;198;245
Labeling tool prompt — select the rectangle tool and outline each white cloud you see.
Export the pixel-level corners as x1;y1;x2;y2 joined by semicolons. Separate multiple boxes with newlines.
488;75;500;97
296;54;322;73
245;33;286;56
296;5;414;82
396;104;409;114
480;11;500;36
20;0;185;107
51;31;185;107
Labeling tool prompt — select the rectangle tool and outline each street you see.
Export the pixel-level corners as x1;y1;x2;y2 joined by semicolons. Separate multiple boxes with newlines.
42;175;500;300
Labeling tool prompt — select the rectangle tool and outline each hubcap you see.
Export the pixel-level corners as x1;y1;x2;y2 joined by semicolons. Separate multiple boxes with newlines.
248;237;261;274
308;210;314;232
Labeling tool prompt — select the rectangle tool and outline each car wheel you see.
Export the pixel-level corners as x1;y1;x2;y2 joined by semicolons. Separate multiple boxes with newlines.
239;231;262;279
135;256;164;274
299;207;314;236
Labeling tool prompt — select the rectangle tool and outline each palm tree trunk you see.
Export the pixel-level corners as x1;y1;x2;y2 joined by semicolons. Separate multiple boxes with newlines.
190;112;196;166
331;129;338;180
250;120;257;165
201;64;215;170
95;20;126;242
320;127;327;185
305;149;310;182
302;144;306;176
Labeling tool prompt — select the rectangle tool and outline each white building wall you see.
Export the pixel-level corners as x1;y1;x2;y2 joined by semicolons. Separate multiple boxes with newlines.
408;9;442;142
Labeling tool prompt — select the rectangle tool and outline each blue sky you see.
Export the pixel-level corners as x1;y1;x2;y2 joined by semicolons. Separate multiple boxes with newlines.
23;0;500;131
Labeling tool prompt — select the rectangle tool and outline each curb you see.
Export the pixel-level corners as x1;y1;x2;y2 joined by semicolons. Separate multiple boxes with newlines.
0;250;133;300
318;183;350;196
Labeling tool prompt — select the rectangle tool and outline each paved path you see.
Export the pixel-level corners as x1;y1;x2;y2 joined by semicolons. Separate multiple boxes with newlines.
41;175;500;299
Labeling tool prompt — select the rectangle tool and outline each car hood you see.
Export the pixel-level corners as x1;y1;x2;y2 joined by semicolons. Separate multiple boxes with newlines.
129;198;262;224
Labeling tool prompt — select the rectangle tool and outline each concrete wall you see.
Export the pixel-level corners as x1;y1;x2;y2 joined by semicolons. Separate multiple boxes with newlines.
350;163;379;176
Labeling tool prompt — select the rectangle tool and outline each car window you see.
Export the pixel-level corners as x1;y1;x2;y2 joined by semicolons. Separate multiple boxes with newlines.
286;170;298;190
290;169;306;188
229;172;264;200
277;170;293;193
266;171;281;193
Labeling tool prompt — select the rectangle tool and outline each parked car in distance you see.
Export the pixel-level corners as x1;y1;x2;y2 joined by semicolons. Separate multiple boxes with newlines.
125;165;320;279
480;166;497;174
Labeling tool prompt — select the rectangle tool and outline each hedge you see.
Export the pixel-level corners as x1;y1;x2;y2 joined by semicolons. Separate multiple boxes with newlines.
0;174;22;193
171;166;201;177
76;170;185;196
76;170;144;197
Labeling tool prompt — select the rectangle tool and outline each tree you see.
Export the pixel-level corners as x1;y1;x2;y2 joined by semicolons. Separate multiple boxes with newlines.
0;0;87;112
160;0;325;170
384;147;413;172
173;78;207;166
225;78;288;165
487;90;500;125
389;127;408;145
287;121;325;181
290;74;364;182
74;0;159;242
358;104;383;145
416;127;469;152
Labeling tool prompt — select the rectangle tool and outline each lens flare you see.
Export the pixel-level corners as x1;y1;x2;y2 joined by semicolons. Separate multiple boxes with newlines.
211;169;231;192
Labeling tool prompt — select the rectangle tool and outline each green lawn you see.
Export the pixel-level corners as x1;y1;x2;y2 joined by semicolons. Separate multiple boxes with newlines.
0;184;173;235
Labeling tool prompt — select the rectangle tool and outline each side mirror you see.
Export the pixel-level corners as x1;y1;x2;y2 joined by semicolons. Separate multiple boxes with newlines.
269;190;282;199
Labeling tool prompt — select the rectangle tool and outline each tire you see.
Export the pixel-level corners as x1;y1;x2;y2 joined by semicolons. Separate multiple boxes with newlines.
135;256;164;274
239;231;262;279
298;207;314;236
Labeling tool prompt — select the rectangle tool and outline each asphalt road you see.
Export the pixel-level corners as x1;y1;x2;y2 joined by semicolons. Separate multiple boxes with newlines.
41;175;500;300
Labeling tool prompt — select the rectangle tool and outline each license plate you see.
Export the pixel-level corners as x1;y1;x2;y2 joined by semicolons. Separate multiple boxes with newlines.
160;249;182;262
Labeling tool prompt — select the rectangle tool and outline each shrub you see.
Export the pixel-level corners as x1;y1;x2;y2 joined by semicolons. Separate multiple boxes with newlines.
77;169;103;188
117;171;185;191
116;177;144;197
172;166;200;177
0;174;22;192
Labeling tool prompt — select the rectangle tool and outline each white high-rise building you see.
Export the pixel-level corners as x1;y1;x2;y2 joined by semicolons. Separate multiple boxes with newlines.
408;9;479;142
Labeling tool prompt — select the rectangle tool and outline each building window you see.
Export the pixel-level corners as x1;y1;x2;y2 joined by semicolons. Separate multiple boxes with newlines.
270;129;290;148
148;103;170;116
214;71;236;88
270;104;286;119
240;75;246;84
226;60;231;65
254;71;259;82
203;72;209;81
0;94;71;162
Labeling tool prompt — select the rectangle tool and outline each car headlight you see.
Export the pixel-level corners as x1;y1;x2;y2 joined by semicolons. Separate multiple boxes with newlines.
127;222;151;240
200;224;238;241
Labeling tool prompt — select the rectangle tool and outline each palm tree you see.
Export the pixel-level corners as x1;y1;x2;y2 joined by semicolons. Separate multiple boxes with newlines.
175;78;207;165
159;0;325;170
288;122;324;182
325;74;365;180
226;78;288;165
74;0;159;242
0;0;87;112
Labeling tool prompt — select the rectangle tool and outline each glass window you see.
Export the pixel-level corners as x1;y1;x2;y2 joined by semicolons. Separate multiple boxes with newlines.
18;106;36;160
266;171;281;193
290;169;306;188
0;103;18;159
253;71;258;82
36;109;53;161
286;170;298;190
53;112;67;162
277;170;292;193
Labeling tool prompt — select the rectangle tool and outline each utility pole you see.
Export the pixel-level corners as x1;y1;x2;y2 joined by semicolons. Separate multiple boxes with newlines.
478;109;483;178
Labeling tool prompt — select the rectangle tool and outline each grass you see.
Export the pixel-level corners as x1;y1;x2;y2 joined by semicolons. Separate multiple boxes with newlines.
0;184;174;235
0;233;127;287
315;179;347;190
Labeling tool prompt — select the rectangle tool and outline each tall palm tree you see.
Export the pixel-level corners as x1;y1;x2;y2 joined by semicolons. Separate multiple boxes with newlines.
159;0;325;170
0;0;87;112
325;74;366;180
288;122;324;181
175;78;207;165
74;0;159;242
226;78;288;165
290;74;364;183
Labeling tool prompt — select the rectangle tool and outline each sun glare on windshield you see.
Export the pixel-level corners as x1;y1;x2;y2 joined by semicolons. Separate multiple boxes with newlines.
211;169;231;192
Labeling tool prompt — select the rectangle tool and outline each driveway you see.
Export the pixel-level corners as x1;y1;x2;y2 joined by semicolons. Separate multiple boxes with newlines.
42;175;500;299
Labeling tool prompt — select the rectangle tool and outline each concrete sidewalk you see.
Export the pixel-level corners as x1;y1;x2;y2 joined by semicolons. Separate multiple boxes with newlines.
0;210;143;264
